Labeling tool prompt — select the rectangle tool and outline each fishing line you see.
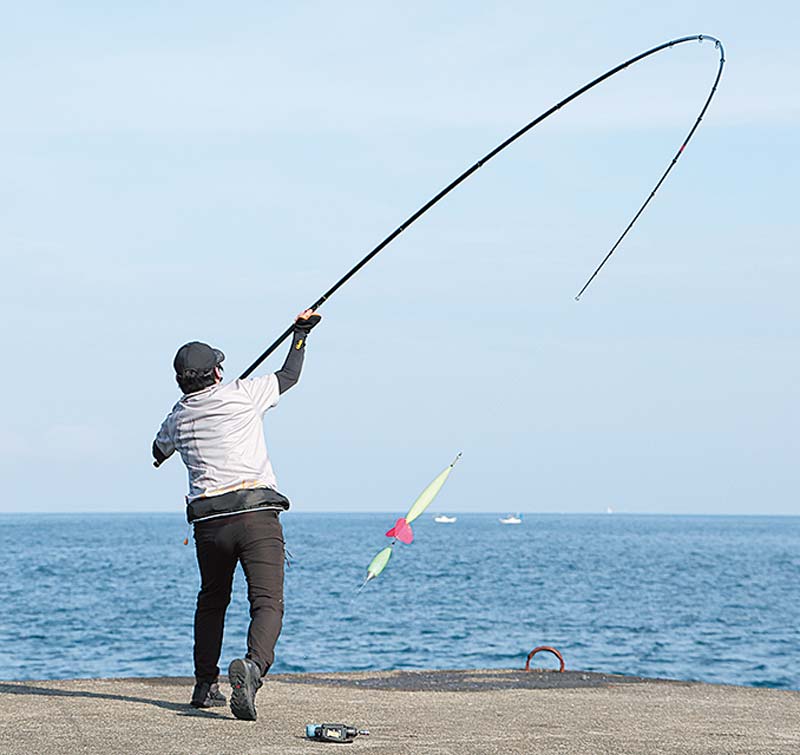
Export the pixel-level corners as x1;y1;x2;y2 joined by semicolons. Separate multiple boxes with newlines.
241;34;725;379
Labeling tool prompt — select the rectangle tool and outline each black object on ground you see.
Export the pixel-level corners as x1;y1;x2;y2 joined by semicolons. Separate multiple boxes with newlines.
305;723;370;743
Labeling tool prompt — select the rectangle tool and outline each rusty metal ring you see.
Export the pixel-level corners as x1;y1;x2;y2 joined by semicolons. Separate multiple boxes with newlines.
525;646;565;672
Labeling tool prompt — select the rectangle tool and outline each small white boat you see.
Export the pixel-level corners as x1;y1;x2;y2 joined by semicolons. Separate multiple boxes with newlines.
499;514;522;525
434;515;457;523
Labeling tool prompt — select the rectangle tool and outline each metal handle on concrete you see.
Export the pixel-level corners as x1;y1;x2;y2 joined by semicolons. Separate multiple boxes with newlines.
525;646;565;672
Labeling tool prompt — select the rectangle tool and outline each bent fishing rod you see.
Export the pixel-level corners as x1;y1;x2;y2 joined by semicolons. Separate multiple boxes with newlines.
241;34;725;380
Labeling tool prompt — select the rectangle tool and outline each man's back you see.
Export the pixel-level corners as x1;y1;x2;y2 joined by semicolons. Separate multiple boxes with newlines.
156;374;281;501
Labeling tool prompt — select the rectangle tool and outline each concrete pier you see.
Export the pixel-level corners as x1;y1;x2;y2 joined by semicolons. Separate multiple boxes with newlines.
1;669;798;754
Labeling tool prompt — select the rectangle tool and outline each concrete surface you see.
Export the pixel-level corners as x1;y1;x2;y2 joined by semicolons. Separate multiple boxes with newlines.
1;669;798;754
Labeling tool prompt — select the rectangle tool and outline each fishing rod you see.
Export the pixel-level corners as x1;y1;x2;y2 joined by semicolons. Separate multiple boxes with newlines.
241;34;725;379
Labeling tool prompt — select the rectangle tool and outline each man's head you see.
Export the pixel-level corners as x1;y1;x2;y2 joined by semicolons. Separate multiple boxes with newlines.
174;342;225;394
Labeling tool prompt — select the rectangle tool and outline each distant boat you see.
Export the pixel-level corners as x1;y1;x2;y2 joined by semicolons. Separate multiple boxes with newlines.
434;515;457;524
606;506;614;514
499;514;522;525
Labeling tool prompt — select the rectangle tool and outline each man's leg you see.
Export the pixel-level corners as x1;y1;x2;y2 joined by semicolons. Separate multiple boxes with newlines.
193;519;237;683
236;510;285;675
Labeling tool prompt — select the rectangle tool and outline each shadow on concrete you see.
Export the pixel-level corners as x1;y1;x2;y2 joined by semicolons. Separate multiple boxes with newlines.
0;682;230;718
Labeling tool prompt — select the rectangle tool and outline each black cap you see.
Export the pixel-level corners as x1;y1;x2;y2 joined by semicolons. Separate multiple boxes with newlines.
173;342;225;374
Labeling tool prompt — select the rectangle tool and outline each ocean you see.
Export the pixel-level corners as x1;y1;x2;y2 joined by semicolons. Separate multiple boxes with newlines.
1;513;797;688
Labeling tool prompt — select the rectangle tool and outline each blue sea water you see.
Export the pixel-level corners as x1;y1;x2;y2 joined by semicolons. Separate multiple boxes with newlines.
0;513;798;688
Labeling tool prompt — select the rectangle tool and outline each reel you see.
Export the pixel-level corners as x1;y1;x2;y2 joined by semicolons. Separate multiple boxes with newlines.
305;723;369;744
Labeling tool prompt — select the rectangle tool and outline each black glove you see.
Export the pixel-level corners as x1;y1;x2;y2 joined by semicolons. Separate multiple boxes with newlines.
152;440;168;467
293;313;322;333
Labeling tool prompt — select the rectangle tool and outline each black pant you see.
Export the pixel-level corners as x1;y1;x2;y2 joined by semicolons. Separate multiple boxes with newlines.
192;510;284;683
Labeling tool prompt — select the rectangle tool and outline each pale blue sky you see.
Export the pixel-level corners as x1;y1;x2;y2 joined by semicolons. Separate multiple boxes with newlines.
1;1;797;514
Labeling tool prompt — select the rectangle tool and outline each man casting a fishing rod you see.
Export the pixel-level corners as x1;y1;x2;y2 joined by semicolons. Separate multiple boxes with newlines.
152;309;321;720
146;30;723;721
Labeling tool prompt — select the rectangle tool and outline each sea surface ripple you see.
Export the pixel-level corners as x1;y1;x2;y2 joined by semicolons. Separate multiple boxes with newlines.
0;513;797;688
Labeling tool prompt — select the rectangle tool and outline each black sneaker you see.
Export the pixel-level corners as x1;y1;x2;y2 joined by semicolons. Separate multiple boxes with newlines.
190;680;227;709
228;658;263;721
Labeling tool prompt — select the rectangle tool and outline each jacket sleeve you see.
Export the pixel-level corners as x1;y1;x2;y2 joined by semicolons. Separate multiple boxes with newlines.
240;374;281;416
152;416;176;464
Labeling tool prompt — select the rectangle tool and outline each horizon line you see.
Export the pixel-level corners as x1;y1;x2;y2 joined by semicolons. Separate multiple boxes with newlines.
0;510;797;518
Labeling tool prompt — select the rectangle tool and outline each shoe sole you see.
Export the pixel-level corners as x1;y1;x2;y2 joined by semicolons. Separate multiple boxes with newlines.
228;659;258;721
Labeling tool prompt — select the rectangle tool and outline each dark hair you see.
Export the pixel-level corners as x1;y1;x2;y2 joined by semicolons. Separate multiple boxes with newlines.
177;367;219;394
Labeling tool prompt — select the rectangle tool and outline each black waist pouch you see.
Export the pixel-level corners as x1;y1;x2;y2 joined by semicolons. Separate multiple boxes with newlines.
187;487;290;523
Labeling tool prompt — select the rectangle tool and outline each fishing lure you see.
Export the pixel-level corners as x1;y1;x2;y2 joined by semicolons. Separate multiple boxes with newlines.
359;453;462;591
